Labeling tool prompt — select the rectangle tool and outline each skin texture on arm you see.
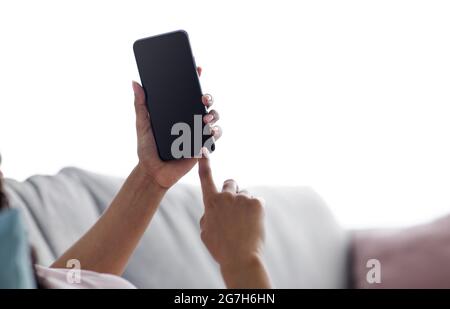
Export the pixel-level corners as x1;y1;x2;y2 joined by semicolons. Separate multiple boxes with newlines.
198;148;272;289
52;67;222;275
51;164;166;275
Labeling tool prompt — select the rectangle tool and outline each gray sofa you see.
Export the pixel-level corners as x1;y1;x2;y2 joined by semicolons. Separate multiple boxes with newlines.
4;167;349;288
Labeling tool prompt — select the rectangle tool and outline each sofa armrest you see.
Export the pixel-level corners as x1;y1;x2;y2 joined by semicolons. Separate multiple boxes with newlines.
351;216;450;288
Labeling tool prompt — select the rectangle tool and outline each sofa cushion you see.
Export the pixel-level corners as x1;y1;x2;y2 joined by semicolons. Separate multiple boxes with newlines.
5;167;349;288
5;169;102;266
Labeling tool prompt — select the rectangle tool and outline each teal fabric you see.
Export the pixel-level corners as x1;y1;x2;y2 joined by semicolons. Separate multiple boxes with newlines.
0;208;36;288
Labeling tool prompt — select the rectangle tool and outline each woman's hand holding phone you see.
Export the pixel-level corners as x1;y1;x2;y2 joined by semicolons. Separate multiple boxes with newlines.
198;149;272;289
53;67;221;274
132;67;222;189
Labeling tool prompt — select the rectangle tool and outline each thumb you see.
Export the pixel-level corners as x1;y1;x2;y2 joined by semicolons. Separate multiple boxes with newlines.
132;81;150;131
198;147;217;203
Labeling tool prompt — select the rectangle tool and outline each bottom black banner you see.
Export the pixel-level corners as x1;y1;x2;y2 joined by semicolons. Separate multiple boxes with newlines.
1;289;450;307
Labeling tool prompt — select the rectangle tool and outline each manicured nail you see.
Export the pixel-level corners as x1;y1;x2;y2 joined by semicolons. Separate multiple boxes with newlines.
202;94;213;105
132;81;140;94
204;114;214;123
202;147;210;159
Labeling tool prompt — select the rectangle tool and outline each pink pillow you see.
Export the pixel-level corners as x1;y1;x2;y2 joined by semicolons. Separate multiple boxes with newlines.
352;215;450;288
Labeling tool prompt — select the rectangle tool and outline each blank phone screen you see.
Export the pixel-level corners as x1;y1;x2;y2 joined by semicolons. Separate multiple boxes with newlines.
133;30;214;161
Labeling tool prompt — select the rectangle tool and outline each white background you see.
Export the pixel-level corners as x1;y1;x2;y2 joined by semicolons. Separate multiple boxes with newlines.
1;0;449;228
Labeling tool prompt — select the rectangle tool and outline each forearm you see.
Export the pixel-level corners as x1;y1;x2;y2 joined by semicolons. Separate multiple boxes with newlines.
51;163;166;275
220;254;272;289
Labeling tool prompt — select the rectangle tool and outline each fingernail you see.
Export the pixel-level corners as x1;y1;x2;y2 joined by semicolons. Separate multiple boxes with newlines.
204;114;213;122
202;147;210;159
132;81;139;94
203;94;213;105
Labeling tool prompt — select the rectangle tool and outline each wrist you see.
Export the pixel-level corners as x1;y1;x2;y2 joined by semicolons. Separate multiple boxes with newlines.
220;252;263;272
135;163;167;194
220;252;270;289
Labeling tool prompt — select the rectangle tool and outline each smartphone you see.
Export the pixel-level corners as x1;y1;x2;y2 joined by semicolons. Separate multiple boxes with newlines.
133;30;214;161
